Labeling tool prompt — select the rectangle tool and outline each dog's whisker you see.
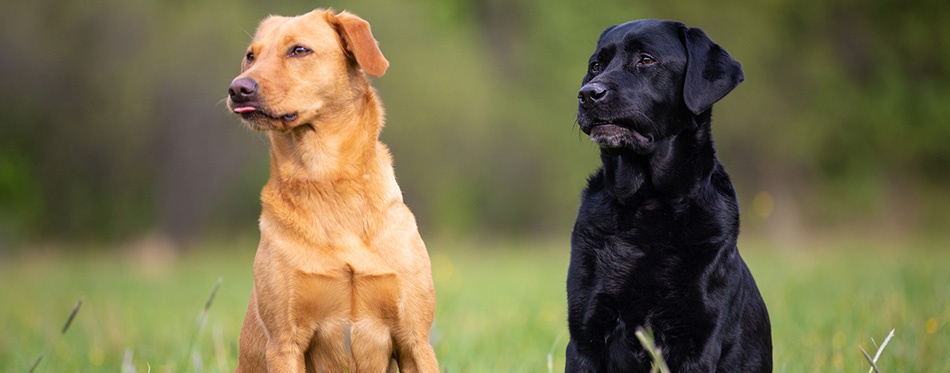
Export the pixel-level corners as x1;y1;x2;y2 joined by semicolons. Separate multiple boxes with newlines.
635;111;661;137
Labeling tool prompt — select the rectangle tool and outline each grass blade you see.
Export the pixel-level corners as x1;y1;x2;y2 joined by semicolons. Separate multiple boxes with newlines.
635;327;670;373
61;299;83;334
547;329;566;373
203;278;221;314
213;323;228;372
183;277;223;370
863;328;895;373
858;345;880;373
122;348;135;373
27;353;44;373
872;329;895;363
30;299;82;372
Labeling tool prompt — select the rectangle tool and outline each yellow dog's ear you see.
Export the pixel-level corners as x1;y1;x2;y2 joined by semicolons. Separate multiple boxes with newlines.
329;11;389;77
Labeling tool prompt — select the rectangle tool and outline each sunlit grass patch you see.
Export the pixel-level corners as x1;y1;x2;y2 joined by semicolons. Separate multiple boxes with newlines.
0;237;948;371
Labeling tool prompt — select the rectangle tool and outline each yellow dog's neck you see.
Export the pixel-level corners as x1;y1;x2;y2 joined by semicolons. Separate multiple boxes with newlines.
263;85;400;198
267;87;388;183
259;87;403;244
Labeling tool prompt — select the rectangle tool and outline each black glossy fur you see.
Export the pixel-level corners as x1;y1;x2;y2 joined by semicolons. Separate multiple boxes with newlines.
566;20;772;372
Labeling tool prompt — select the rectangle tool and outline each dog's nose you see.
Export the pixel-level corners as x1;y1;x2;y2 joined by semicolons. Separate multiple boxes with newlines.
228;78;258;103
578;85;607;107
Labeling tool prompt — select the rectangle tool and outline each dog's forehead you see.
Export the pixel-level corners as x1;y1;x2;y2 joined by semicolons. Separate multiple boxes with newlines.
597;20;684;55
253;16;289;41
252;11;339;48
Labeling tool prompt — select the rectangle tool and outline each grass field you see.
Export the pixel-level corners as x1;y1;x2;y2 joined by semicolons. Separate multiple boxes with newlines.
1;237;948;372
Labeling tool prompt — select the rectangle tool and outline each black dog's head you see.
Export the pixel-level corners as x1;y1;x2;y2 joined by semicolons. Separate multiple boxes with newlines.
577;20;743;154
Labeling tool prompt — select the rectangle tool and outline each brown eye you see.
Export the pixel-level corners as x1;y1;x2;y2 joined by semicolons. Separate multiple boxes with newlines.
245;51;254;62
289;46;311;57
640;55;656;65
590;62;602;72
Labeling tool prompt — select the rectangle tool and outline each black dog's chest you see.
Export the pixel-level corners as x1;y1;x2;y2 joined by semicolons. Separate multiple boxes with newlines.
569;194;714;319
567;180;738;365
573;183;729;253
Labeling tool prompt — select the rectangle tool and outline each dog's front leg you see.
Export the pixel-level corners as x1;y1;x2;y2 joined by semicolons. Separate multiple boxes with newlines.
392;293;439;372
394;339;439;373
565;340;606;372
264;332;308;372
235;289;268;373
256;290;312;372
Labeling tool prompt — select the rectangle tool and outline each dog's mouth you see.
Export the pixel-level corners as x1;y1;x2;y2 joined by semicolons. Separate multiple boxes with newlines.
231;104;299;130
586;119;653;150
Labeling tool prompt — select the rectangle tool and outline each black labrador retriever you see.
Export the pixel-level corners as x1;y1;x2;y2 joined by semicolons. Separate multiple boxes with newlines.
566;20;772;372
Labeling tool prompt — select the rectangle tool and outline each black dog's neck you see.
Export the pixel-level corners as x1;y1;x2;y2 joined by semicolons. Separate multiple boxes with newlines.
600;111;716;203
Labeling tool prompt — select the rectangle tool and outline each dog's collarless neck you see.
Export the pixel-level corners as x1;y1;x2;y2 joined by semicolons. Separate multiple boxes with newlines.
599;123;715;203
267;91;384;183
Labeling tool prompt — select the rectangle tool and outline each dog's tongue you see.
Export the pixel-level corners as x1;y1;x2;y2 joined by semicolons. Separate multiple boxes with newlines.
233;107;256;113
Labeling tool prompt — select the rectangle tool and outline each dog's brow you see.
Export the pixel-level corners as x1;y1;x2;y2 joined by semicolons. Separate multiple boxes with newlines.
596;45;616;64
626;31;683;57
622;35;648;54
280;35;300;49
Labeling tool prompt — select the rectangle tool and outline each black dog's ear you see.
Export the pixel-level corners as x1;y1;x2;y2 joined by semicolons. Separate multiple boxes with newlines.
681;26;744;115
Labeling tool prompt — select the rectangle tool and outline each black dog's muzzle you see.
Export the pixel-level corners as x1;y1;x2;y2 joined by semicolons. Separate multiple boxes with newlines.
578;83;608;109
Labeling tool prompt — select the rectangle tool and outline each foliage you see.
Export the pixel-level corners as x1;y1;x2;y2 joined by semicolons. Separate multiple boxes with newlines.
0;0;948;244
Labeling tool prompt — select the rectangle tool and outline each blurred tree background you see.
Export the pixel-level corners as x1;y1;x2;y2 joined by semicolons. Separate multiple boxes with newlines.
1;0;948;251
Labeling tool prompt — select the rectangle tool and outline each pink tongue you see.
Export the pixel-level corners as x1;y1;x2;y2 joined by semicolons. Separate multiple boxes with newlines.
233;107;256;113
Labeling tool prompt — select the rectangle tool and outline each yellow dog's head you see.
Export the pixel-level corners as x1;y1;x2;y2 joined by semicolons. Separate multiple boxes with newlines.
227;9;387;132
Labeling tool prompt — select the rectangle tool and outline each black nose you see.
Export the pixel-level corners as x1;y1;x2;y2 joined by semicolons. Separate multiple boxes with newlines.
578;85;607;108
228;78;258;103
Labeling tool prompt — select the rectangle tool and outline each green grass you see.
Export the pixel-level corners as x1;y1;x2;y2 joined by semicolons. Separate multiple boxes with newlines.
1;237;948;372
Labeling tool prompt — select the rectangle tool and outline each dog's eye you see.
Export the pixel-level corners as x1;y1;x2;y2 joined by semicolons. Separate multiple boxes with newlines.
590;62;602;73
639;55;656;65
289;46;312;57
245;52;255;62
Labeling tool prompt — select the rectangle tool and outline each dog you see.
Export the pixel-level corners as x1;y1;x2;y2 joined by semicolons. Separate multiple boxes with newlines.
226;9;439;372
566;20;772;372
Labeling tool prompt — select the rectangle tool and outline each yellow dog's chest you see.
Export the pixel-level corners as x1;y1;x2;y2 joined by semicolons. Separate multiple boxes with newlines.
291;265;401;323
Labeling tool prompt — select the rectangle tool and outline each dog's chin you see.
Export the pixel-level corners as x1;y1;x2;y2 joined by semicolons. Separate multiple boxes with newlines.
588;124;653;153
230;104;300;132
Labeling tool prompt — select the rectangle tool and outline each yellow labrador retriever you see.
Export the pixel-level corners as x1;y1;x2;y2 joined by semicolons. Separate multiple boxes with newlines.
226;8;439;372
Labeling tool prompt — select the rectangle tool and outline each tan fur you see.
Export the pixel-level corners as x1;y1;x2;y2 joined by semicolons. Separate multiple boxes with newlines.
227;9;438;373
